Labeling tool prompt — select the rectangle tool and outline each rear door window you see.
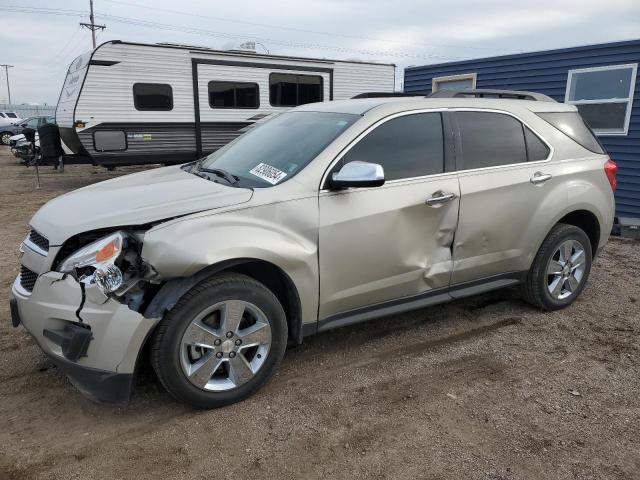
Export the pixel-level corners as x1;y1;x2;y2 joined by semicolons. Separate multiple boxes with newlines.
6;112;17;118
340;112;444;181
456;112;528;169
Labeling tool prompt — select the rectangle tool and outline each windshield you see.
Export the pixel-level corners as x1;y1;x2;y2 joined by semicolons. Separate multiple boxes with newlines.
198;111;359;187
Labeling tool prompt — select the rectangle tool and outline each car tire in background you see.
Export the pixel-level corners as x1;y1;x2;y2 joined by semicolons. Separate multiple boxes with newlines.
522;223;592;311
151;273;288;408
1;132;12;145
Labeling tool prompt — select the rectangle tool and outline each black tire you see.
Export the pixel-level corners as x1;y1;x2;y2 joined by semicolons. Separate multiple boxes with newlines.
1;132;12;145
522;223;592;310
151;273;288;408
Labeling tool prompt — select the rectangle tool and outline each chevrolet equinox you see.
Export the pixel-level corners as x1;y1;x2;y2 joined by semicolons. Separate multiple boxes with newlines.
10;90;617;408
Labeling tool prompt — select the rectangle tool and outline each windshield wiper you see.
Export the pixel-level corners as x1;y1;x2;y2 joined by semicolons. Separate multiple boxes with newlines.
198;167;239;186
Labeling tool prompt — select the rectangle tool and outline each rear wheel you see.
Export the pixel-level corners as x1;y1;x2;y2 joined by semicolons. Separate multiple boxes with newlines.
522;223;592;310
1;132;12;145
151;273;287;408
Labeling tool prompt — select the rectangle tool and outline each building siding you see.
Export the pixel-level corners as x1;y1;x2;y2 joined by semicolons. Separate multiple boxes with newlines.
404;39;640;221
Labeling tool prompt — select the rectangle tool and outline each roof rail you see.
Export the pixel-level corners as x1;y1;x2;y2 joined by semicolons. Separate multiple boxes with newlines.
428;89;556;102
351;92;424;99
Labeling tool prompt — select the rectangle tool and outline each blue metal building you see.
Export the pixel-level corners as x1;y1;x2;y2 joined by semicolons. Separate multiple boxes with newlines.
404;39;640;224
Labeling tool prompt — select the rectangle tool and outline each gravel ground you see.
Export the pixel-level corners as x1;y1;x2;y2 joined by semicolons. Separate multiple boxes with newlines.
0;146;639;479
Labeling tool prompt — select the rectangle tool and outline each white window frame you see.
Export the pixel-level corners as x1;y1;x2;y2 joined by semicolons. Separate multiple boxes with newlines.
432;73;477;92
565;63;638;136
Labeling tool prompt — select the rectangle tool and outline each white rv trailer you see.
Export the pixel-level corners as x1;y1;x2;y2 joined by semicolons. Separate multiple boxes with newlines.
56;41;396;167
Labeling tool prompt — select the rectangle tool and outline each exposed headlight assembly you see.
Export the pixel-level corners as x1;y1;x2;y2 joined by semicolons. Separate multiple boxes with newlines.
59;231;132;294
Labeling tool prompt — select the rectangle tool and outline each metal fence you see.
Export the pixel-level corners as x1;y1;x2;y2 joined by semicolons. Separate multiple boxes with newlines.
0;104;56;118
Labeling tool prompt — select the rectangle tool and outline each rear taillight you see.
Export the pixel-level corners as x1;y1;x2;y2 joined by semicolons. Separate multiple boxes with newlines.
604;159;618;191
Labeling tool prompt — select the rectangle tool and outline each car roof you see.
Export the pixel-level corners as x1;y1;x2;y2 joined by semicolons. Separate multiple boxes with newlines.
295;96;576;116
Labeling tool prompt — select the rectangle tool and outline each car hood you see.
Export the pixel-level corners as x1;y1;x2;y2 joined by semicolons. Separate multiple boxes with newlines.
30;165;253;245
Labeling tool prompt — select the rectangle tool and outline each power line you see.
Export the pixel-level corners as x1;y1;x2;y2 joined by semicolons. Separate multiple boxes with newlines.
97;12;460;61
3;5;86;17
43;26;84;66
100;0;499;52
3;4;460;61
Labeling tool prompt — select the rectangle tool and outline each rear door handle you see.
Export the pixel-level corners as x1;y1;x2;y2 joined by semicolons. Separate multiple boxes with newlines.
530;172;552;184
425;191;457;206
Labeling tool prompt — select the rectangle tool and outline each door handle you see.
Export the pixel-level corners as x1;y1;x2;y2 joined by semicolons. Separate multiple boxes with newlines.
425;191;457;206
530;172;552;184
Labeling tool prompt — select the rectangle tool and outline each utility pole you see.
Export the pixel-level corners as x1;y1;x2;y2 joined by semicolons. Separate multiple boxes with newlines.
80;0;106;49
0;64;13;104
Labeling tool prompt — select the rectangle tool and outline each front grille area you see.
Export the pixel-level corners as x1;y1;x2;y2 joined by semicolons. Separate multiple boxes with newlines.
20;265;38;292
28;229;49;252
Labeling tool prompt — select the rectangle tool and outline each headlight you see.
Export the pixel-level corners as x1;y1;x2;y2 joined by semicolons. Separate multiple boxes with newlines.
59;231;128;293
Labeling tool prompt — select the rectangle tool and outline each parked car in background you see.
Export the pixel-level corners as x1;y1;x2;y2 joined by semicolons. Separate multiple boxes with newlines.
11;90;615;408
0;111;22;124
10;130;72;161
0;115;55;145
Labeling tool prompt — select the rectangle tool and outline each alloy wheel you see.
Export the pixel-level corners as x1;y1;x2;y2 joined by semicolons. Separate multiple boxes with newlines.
546;239;586;300
180;300;272;391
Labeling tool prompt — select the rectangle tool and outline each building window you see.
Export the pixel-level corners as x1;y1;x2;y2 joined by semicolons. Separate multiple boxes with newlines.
565;64;637;136
432;73;477;92
209;81;259;109
269;73;323;107
133;83;173;111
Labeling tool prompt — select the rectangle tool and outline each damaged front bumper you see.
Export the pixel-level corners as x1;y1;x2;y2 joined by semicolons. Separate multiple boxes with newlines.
11;271;157;404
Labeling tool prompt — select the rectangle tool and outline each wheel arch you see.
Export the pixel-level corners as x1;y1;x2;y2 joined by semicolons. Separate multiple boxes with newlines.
142;257;304;345
556;209;601;257
532;207;603;268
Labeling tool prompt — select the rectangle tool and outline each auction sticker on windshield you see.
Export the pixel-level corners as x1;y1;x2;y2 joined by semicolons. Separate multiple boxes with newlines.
249;163;288;185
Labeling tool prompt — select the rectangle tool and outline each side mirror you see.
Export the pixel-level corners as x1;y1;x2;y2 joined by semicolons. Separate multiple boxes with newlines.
329;161;385;189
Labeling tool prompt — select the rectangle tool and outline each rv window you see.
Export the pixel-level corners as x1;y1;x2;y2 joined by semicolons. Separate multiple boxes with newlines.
269;73;323;107
208;81;259;109
133;83;173;111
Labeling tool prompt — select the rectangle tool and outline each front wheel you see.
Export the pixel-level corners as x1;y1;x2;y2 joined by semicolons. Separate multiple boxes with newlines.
151;273;288;408
1;132;12;145
522;223;592;310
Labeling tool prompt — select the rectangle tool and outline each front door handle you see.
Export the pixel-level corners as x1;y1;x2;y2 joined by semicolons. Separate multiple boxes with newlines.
530;172;553;184
425;191;457;206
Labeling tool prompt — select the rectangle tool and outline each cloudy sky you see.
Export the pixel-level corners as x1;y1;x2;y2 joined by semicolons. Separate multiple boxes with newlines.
2;0;639;104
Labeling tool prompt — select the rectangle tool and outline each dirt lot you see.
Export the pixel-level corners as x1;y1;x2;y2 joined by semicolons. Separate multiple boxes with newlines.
0;146;638;479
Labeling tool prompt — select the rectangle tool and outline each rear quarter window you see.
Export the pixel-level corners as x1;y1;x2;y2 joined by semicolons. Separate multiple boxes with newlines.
537;112;604;154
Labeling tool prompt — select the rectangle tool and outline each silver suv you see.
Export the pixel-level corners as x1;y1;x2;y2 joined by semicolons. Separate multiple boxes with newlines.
11;90;616;407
